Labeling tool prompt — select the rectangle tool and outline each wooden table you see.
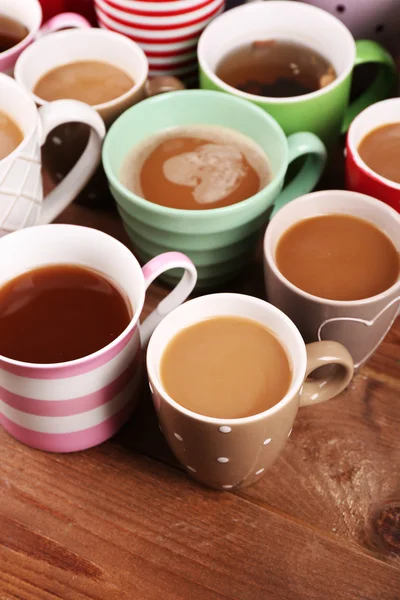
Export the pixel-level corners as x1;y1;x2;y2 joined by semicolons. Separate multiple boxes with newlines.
1;135;400;600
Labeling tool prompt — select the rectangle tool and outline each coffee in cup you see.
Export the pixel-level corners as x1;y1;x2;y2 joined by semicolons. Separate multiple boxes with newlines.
0;13;29;53
357;123;400;185
275;214;399;301
264;190;400;368
147;293;353;490
161;315;291;419
120;125;272;210
346;99;400;213
103;90;326;287
0;264;132;364
15;28;148;125
0;0;90;75
198;1;396;146
33;60;135;106
0;110;23;159
215;39;336;98
0;224;197;453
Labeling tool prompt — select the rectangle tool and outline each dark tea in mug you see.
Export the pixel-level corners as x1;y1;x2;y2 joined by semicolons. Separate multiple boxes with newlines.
0;264;132;363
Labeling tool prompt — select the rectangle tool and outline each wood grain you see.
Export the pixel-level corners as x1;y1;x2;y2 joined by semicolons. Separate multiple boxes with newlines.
1;426;400;600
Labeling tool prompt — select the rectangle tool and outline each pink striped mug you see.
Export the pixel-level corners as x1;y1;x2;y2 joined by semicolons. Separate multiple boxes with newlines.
0;0;91;75
0;224;197;453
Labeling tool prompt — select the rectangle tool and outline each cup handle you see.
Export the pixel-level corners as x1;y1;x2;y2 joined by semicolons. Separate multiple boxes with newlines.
341;40;397;133
38;99;106;225
271;132;327;216
37;12;92;37
140;252;197;346
300;341;354;407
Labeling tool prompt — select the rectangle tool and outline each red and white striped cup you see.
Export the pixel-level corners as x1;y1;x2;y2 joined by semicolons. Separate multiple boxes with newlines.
0;224;197;453
94;0;225;78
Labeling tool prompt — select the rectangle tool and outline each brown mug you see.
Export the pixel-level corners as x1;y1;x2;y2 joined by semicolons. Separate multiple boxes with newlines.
146;293;353;490
264;190;400;369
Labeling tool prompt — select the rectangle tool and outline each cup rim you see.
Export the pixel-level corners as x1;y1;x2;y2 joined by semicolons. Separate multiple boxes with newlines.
0;0;42;62
264;190;400;307
147;293;307;425
0;224;146;370
347;98;400;191
14;28;149;113
0;73;39;163
197;0;356;105
102;89;289;217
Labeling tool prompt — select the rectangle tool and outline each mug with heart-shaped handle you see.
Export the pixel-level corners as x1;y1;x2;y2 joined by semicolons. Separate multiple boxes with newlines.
264;190;400;368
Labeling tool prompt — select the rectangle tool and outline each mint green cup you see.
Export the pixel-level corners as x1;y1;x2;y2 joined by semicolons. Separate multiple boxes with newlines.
198;1;397;148
102;90;326;287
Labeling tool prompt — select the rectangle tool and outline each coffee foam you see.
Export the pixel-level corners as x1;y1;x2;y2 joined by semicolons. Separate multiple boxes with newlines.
120;125;272;204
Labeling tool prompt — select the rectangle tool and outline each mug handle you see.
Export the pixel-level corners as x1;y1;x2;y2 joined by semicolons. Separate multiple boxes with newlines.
300;341;354;407
271;132;327;216
38;99;106;225
140;252;197;346
37;12;92;37
341;40;397;133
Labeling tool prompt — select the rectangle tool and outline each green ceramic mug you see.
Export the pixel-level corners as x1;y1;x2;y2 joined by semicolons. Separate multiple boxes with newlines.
198;1;397;147
102;90;326;287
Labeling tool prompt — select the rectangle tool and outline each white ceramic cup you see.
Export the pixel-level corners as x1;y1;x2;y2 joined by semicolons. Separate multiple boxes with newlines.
0;0;90;75
14;28;149;125
264;190;400;368
0;224;197;453
0;74;105;236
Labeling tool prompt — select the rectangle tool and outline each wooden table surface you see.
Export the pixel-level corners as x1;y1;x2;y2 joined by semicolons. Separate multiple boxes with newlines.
1;126;400;600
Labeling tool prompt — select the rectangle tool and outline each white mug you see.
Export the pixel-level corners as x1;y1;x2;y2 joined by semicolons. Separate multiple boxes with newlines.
0;73;105;236
15;28;149;125
0;224;197;452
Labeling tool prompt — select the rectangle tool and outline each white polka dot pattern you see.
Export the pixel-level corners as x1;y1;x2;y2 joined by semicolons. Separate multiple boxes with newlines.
219;426;232;433
217;457;229;463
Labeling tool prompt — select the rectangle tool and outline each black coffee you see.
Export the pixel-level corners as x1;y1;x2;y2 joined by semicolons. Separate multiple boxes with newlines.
216;39;336;98
0;14;29;53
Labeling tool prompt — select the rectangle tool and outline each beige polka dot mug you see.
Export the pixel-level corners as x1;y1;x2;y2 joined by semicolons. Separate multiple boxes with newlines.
146;293;354;490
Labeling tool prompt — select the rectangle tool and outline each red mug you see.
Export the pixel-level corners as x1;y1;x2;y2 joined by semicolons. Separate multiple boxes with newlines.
346;98;400;213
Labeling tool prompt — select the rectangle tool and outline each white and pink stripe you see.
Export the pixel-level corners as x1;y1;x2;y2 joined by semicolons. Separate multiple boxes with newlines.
0;225;197;453
0;330;143;452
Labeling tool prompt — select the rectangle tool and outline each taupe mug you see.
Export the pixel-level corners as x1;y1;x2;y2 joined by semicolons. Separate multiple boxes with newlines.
147;293;353;490
264;190;400;368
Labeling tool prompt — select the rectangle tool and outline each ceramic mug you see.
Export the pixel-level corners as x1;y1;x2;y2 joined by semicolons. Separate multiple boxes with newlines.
94;0;225;79
198;1;397;147
14;28;149;126
346;98;400;214
147;293;353;490
103;89;326;288
0;0;90;75
264;190;400;369
0;73;105;236
0;224;197;453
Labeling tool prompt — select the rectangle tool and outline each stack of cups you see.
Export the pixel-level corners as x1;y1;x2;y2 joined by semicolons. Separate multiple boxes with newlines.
94;0;226;80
